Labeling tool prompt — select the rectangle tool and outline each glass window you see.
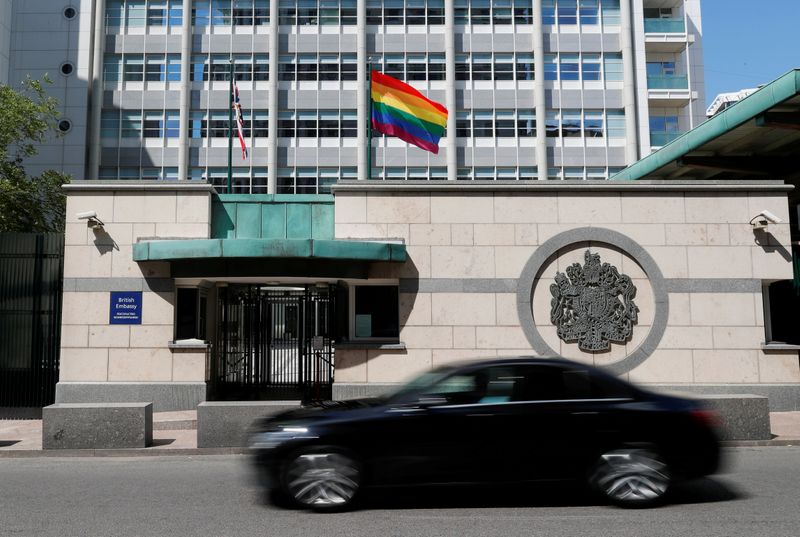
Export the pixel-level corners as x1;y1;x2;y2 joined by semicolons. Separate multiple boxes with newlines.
341;110;357;137
494;54;515;81
456;111;471;137
603;53;623;81
147;0;167;25
492;0;513;25
143;110;163;137
176;288;206;341
541;0;555;24
121;111;142;137
254;54;269;81
556;0;577;24
560;54;580;81
472;0;491;24
166;54;181;81
601;0;620;25
519;167;537;180
106;1;125;27
100;110;119;138
384;54;405;80
455;54;470;80
606;110;626;137
406;0;426;24
279;55;296;81
318;110;339;137
103;54;122;83
234;55;252;81
584;110;603;137
473;110;493;137
454;0;469;24
278;111;295;137
561;109;581;137
516;53;534;81
495;110;515;137
428;53;446;81
297;54;317;81
319;55;339;81
544;54;558;81
428;0;445;24
165;110;180;138
123;55;144;81
514;0;533;24
545;111;559;137
407;54;427;81
582;54;601;81
564;167;584;179
472;53;492;80
384;0;404;25
296;110;316;137
518;110;535;137
126;0;146;27
208;110;228;138
341;54;357;81
145;55;166;81
578;0;598;24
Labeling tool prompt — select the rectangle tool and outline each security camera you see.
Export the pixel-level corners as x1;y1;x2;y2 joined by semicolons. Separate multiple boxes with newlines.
750;210;782;230
76;210;105;229
758;210;782;224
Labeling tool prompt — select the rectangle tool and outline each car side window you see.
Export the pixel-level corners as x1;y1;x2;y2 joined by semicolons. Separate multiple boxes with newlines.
511;365;590;401
419;366;520;405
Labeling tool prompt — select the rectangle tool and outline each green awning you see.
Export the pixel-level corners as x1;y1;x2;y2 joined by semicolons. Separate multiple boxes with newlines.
132;238;406;263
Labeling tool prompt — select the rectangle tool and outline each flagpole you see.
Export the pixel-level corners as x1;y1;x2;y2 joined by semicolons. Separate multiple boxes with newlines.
227;57;234;193
366;64;372;181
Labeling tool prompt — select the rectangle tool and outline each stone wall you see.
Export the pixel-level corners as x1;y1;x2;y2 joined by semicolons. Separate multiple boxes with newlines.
332;181;799;391
59;183;213;400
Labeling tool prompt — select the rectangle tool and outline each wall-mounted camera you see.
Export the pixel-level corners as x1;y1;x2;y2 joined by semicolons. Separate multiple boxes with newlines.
76;210;105;230
749;210;782;230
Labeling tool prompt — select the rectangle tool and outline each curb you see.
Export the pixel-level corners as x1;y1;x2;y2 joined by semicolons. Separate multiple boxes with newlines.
722;439;800;447
2;441;799;458
0;447;251;458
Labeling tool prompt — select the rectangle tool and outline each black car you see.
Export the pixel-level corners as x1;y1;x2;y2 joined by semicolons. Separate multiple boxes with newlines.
250;357;721;510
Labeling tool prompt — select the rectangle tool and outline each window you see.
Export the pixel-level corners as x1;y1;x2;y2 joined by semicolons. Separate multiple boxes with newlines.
545;111;559;137
560;54;580;81
600;0;619;25
518;110;536;137
542;0;555;24
353;285;399;339
561;109;581;137
556;0;577;25
277;110;357;138
764;280;800;345
175;288;207;341
516;53;534;81
100;111;120;138
494;54;515;81
280;0;354;25
649;113;678;145
121;111;143;137
495;110;516;137
544;54;558;81
603;53;623;81
606;110;626;138
584;110;603;137
582;54;601;81
473;110;494;137
106;0;183;31
123;55;144;81
579;0;598;24
104;55;122;83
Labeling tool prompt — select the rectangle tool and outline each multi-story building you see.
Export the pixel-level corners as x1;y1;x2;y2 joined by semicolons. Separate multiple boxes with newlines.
4;0;705;190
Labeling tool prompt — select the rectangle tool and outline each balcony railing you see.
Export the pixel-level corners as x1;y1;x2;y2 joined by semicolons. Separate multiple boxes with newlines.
650;131;681;147
647;74;689;89
644;18;686;33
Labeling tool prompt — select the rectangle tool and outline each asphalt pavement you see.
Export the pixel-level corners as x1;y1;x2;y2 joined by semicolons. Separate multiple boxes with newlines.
1;447;799;537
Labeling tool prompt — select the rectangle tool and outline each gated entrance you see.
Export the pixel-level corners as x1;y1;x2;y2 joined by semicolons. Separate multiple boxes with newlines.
0;233;63;412
215;284;335;403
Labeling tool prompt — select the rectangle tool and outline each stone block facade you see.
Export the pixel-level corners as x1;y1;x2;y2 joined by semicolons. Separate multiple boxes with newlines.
332;181;799;393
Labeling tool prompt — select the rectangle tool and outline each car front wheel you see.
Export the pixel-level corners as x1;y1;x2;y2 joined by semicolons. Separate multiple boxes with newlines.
282;448;362;510
589;447;670;507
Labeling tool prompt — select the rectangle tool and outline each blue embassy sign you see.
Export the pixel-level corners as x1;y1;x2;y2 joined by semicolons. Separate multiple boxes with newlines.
110;291;143;325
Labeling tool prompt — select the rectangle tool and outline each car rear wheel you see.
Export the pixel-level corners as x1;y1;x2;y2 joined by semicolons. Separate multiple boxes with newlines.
282;448;362;510
590;447;670;507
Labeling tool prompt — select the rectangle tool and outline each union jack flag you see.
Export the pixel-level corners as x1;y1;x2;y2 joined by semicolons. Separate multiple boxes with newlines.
232;76;248;160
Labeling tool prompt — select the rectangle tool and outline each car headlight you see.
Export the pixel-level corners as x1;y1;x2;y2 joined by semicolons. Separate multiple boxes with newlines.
250;426;316;449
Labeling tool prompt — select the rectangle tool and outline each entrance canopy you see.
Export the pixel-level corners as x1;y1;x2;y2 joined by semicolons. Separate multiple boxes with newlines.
132;194;406;265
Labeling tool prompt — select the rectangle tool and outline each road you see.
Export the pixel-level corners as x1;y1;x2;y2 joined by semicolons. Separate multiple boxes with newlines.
1;447;799;537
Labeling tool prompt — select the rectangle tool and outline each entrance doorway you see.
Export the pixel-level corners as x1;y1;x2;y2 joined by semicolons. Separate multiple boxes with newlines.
214;284;335;402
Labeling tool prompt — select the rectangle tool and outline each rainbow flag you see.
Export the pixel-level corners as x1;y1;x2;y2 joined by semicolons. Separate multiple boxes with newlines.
370;70;448;154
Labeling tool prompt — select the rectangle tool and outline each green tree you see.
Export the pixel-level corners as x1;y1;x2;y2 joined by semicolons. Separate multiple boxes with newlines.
0;76;71;233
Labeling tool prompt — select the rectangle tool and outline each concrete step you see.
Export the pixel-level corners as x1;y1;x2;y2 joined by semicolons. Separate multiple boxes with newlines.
153;410;197;431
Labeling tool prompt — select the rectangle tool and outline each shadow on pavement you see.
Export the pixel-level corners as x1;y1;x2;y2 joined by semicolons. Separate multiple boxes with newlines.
0;440;20;447
263;478;745;512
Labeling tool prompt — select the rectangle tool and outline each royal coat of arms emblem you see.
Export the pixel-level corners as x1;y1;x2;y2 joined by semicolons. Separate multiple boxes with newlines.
550;250;639;351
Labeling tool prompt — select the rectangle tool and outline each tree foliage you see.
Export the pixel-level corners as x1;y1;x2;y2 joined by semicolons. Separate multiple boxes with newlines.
0;77;70;233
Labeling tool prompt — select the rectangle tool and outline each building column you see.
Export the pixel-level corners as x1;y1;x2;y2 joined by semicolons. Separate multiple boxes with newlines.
177;0;192;181
357;0;367;180
621;0;639;165
445;0;456;181
532;0;548;179
87;0;106;180
267;0;279;193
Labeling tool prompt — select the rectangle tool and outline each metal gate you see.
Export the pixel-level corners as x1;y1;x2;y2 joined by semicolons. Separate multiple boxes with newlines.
215;284;334;402
0;233;63;410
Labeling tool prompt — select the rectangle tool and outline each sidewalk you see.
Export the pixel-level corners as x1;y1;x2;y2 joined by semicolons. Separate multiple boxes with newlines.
1;411;799;457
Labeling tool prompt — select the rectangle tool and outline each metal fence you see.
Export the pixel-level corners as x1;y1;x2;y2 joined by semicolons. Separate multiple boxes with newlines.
0;233;64;409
